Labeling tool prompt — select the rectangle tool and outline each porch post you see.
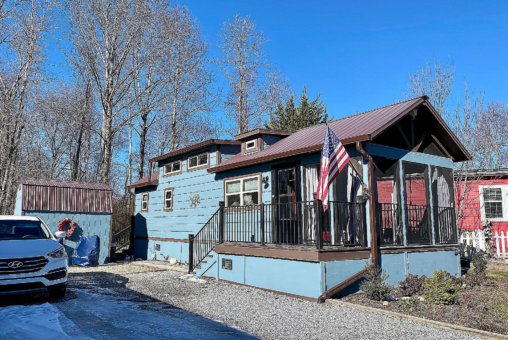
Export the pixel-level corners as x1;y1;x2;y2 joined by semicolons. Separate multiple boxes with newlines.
188;234;194;274
218;201;225;244
315;198;323;249
260;202;265;245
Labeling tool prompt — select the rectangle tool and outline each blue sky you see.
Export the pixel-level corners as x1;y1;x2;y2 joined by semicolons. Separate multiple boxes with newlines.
179;0;507;119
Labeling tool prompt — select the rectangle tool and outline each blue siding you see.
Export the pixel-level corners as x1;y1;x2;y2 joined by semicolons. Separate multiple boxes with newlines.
14;185;22;215
220;144;241;162
23;211;111;265
134;145;231;262
262;135;283;149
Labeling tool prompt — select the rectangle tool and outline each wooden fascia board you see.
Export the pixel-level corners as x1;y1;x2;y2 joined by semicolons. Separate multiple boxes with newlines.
420;102;472;161
369;98;424;140
149;139;241;163
208;134;371;173
125;180;159;190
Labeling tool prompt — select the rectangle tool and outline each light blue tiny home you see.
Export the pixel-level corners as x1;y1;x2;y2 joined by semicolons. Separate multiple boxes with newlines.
15;179;113;264
128;96;471;301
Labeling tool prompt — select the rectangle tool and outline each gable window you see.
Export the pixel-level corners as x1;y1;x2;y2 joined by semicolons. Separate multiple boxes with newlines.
141;193;149;212
484;188;503;219
225;175;260;207
245;140;256;151
164;188;174;211
163;160;181;176
187;152;208;170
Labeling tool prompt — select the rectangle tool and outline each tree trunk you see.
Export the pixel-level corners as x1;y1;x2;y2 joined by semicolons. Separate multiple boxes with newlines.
137;111;148;180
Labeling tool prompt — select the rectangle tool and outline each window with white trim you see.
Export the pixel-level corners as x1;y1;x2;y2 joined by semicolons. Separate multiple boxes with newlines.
188;152;208;169
245;139;256;151
225;176;260;206
163;160;181;175
164;188;173;211
141;193;149;212
480;185;508;221
484;188;503;219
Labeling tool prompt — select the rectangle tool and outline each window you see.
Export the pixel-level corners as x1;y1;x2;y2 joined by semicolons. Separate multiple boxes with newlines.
141;193;149;212
484;188;503;219
164;188;173;211
187;152;208;170
163;160;181;175
245;140;256;151
225;176;260;206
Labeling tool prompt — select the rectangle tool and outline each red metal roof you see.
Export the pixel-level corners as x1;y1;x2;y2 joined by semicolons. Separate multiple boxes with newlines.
20;178;113;213
20;178;112;191
125;172;159;189
210;97;425;173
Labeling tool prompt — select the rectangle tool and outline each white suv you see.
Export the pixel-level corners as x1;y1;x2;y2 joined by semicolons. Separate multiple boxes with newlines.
0;216;68;298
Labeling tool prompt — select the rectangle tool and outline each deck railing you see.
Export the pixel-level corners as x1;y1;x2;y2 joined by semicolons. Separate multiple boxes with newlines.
406;204;432;245
112;226;131;250
189;200;367;273
376;203;403;246
222;201;367;248
189;207;221;273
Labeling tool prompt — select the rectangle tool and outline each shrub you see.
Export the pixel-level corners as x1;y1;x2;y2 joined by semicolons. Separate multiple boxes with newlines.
444;271;462;286
424;270;460;305
398;273;426;297
397;298;424;313
472;252;488;273
359;264;392;301
462;270;488;289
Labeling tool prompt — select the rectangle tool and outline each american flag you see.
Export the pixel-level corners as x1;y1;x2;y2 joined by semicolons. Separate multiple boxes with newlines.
316;125;350;211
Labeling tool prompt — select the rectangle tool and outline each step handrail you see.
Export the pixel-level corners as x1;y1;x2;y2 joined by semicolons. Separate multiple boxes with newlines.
188;203;223;273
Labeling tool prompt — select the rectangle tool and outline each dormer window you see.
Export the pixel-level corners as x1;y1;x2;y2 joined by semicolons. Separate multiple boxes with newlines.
245;140;256;151
187;152;209;170
163;160;181;176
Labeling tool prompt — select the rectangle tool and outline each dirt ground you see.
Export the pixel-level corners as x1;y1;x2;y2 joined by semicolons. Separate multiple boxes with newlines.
339;271;508;335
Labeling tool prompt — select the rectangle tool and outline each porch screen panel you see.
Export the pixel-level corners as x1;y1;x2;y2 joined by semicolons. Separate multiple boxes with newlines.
431;166;457;244
304;165;319;244
403;162;432;245
375;158;402;246
332;158;365;246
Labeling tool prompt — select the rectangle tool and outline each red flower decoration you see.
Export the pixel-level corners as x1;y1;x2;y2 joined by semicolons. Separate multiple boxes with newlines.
57;218;77;237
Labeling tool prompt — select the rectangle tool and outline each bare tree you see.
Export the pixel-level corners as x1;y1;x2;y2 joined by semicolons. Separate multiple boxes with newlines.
216;14;289;135
52;0;169;184
0;0;49;214
406;57;455;115
32;76;99;181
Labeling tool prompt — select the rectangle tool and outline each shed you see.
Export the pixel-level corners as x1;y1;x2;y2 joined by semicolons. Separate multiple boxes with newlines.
14;178;114;264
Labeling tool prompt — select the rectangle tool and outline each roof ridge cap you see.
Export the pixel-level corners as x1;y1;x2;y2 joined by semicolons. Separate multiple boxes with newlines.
285;96;424;134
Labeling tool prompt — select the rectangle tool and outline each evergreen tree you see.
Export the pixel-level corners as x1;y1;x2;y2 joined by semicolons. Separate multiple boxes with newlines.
265;85;328;131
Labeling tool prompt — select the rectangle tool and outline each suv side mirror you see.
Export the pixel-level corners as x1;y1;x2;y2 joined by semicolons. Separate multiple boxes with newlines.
54;231;66;239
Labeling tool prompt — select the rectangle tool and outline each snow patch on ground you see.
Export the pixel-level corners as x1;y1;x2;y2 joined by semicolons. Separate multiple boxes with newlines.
178;274;207;284
0;303;71;339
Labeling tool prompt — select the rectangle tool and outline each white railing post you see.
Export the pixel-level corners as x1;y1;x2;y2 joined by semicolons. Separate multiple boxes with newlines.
495;231;500;257
501;231;508;256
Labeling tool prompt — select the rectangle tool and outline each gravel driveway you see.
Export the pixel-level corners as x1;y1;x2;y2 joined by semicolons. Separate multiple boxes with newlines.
68;262;485;340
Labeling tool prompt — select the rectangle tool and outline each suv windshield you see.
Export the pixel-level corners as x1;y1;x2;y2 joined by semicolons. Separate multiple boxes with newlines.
0;220;51;240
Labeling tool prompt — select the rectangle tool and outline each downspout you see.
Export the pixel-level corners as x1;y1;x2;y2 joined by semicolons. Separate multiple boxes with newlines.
317;142;378;303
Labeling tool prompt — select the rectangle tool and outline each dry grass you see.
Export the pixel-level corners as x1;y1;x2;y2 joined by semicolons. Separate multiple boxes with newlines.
487;271;508;281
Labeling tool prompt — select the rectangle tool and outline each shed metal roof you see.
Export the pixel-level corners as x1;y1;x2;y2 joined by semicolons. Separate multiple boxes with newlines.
20;178;112;191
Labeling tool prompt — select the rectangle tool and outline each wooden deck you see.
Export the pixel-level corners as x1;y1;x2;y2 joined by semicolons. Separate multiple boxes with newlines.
215;242;371;262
